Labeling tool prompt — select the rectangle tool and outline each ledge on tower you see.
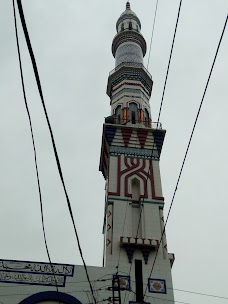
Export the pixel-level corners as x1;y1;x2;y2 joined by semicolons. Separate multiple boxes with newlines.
120;236;159;264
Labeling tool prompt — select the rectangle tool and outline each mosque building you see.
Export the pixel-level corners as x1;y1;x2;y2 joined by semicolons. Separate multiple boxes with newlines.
0;3;175;304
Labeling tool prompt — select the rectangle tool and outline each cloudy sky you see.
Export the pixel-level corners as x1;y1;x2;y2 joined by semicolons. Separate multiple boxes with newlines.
0;0;227;303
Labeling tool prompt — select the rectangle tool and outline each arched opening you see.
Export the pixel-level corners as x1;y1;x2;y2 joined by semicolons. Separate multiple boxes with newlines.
115;105;122;124
18;291;82;304
145;108;149;127
129;21;133;30
132;178;140;203
129;102;138;124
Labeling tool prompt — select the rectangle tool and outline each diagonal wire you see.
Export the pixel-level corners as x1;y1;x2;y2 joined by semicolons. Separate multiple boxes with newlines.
147;0;159;69
144;13;228;299
157;0;183;123
12;1;60;303
121;0;182;287
173;288;228;300
15;0;97;302
125;2;185;289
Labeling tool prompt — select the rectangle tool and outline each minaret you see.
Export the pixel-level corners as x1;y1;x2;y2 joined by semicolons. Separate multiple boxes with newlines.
100;2;175;302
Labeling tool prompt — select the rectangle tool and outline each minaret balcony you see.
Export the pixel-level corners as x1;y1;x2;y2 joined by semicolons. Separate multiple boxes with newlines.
99;122;166;179
107;62;153;98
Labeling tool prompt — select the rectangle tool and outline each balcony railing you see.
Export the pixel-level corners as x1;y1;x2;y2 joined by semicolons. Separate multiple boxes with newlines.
105;116;162;129
109;61;152;78
151;121;163;129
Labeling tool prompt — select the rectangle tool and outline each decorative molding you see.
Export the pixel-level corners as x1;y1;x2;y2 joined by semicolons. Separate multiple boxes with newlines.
121;127;132;146
120;237;159;264
109;79;151;98
108;155;164;201
111;87;150;104
107;196;164;206
105;126;117;145
137;129;148;148
112;30;146;57
110;146;159;160
120;237;159;248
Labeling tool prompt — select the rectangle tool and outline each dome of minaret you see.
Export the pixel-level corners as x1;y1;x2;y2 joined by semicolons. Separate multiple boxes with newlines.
116;2;141;32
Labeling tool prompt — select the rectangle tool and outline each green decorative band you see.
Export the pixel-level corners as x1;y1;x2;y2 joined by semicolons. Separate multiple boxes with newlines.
110;146;159;160
107;196;164;206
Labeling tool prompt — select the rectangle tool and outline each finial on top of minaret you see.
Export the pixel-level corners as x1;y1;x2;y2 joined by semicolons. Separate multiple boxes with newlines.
126;1;130;10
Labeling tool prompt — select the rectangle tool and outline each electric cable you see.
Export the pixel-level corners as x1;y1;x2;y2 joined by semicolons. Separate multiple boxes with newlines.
157;0;183;123
130;289;190;304
122;119;165;304
123;1;185;293
115;123;150;304
110;0;167;277
121;8;183;292
173;288;228;300
145;294;191;304
147;0;159;69
85;291;92;304
115;197;128;274
15;0;97;303
122;119;164;304
143;13;228;299
131;279;228;301
11;1;60;303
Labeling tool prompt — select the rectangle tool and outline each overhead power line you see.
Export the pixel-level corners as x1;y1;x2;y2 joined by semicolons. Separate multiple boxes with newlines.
173;288;228;301
130;289;191;304
11;1;60;303
157;0;183;123
15;0;97;303
144;13;228;299
131;279;228;301
122;3;185;288
145;294;191;304
147;0;159;69
122;0;184;292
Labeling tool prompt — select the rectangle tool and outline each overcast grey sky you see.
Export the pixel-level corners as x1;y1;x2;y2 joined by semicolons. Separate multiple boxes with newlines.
0;1;228;303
